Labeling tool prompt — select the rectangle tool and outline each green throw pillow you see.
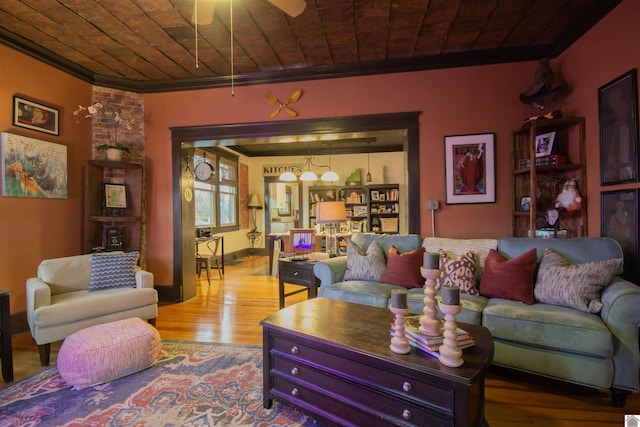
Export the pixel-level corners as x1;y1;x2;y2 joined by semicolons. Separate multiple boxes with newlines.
344;240;386;282
534;249;622;313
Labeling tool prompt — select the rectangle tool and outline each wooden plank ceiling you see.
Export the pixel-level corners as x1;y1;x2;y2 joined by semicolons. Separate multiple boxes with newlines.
0;0;622;93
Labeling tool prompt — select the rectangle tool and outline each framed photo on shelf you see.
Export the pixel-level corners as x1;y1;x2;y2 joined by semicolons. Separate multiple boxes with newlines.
519;196;531;212
535;132;556;157
106;227;124;251
370;190;379;201
13;95;60;136
104;183;127;209
354;205;367;217
601;189;639;282
444;133;496;204
598;69;639;185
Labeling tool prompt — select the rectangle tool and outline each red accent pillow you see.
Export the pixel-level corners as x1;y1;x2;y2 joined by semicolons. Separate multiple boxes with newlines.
380;246;425;288
479;248;538;304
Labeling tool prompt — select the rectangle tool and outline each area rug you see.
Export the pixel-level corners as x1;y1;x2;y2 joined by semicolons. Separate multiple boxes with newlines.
0;340;320;427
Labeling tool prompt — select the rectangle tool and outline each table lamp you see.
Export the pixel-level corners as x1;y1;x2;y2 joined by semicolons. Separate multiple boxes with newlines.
316;201;346;256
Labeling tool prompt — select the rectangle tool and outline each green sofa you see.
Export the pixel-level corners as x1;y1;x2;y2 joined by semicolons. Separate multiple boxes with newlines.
313;233;640;407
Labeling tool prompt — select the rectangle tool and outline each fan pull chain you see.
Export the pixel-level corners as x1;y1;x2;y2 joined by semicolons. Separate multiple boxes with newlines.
230;0;235;97
194;0;199;69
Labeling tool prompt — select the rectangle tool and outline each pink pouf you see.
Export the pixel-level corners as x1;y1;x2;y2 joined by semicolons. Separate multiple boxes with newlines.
57;317;161;390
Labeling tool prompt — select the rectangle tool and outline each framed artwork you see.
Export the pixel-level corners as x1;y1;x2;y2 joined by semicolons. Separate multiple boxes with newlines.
1;132;67;199
13;95;60;136
535;131;556;157
104;183;127;208
601;189;638;282
598;69;639;185
519;196;531;212
354;205;368;217
370;190;379;201
444;133;496;204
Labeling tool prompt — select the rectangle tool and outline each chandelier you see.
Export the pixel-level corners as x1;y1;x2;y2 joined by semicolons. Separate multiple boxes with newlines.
280;155;338;182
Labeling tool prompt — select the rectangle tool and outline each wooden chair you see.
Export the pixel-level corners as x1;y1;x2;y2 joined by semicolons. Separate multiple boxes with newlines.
196;236;223;284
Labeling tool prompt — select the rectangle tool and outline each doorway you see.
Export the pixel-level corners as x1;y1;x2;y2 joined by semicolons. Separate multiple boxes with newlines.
265;178;302;236
171;112;420;302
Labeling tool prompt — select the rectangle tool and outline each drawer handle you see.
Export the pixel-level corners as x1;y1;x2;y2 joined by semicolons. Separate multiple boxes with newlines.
290;346;299;354
291;388;299;397
402;381;412;392
402;409;412;420
293;271;299;276
291;367;299;376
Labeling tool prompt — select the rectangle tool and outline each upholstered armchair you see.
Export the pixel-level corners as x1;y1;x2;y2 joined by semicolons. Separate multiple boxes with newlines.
26;251;157;366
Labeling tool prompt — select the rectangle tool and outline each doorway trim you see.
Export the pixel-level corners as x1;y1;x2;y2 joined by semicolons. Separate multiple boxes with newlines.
171;111;421;301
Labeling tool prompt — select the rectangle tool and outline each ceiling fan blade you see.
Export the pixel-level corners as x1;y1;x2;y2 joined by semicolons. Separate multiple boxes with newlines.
268;0;306;17
192;0;216;25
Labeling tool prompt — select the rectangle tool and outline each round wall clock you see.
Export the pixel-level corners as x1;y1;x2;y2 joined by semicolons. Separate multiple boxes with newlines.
194;161;214;181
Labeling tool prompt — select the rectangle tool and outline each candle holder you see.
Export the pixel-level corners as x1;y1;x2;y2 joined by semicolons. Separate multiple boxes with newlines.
389;305;411;354
420;267;442;336
437;302;464;367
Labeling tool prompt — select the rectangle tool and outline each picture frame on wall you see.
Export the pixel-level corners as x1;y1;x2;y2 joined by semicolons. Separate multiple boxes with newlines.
13;95;60;136
444;133;496;204
598;69;639;185
519;196;531;212
601;189;639;282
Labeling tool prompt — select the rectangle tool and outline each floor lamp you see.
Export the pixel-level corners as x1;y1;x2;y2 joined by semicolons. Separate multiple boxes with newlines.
316;201;347;256
247;193;263;254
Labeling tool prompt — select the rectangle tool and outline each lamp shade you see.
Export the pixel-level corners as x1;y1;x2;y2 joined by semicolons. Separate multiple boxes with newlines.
321;170;339;181
248;193;262;208
299;170;318;181
316;201;347;224
279;171;297;181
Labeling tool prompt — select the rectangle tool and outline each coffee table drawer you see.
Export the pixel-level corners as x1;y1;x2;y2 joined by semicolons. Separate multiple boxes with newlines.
270;363;453;427
271;334;455;413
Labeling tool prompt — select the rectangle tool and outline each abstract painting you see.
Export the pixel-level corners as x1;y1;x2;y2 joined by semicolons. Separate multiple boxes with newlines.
1;132;67;198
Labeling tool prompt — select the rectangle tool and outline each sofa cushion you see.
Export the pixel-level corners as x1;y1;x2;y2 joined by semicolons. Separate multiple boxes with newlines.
435;250;479;295
352;233;423;257
479;248;537;304
483;299;613;359
344;240;386;282
534;249;622;313
38;254;94;295
319;281;405;308
89;252;139;291
422;237;498;281
57;317;161;390
380;246;425;288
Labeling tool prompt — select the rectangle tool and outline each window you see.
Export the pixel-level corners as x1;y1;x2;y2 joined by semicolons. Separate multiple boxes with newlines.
194;149;238;231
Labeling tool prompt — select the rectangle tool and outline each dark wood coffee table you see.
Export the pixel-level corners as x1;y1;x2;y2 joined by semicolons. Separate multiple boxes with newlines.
261;297;493;427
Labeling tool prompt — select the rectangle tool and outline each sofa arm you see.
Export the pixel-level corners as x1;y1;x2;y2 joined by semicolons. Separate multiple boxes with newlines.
600;276;640;392
26;278;52;328
135;270;154;289
313;256;348;288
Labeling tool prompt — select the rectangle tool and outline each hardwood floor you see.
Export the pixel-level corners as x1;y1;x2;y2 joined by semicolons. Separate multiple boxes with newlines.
3;255;638;426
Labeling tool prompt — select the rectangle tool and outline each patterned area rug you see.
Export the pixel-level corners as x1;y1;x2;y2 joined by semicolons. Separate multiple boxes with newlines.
0;340;319;427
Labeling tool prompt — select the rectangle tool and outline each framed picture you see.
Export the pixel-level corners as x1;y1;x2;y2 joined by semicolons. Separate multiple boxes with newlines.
106;226;124;251
598;69;639;185
13;95;60;136
535;131;556;157
354;205;367;217
444;133;496;204
1;132;67;199
519;196;531;212
370;190;379;201
601;189;639;282
104;183;127;208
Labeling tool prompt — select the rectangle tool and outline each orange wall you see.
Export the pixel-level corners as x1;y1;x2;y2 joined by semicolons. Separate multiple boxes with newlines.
3;0;640;314
144;63;535;285
556;0;640;236
0;44;93;313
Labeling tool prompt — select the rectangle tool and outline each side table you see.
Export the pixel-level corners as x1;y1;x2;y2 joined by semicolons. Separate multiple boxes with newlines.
278;258;320;309
0;290;14;382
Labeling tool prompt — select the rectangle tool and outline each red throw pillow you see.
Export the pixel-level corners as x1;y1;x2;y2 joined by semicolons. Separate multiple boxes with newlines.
380;246;425;288
479;248;537;304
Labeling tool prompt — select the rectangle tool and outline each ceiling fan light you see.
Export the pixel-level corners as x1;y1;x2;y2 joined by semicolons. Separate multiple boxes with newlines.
268;0;306;17
299;171;318;181
321;170;339;181
279;171;297;181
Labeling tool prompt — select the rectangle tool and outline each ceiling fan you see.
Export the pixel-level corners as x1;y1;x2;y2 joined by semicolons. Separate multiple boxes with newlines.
192;0;307;25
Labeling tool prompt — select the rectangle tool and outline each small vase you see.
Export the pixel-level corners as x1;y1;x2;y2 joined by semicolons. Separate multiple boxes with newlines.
106;148;123;161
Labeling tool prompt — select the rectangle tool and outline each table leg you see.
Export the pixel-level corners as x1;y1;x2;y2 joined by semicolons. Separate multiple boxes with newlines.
278;277;285;309
0;294;13;382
